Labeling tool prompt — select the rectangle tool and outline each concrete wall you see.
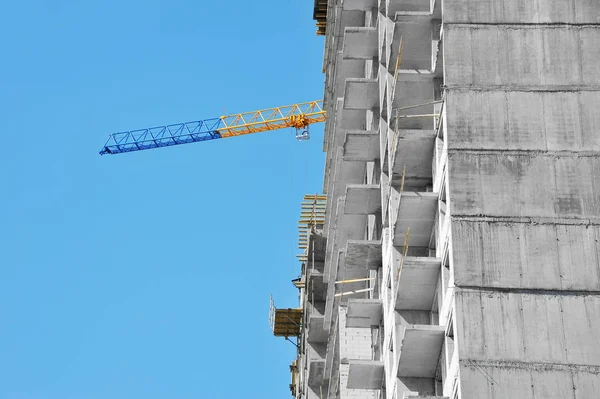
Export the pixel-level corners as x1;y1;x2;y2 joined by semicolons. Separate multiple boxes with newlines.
452;221;600;290
443;0;600;24
443;0;600;397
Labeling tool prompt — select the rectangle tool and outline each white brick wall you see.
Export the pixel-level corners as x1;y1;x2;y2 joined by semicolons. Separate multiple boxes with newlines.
339;307;378;399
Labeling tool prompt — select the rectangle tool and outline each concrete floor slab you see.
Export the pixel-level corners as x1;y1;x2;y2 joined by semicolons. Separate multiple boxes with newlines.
393;192;437;247
345;184;381;215
346;299;383;328
346;240;382;270
344;78;379;110
343;27;378;59
343;130;379;161
397;325;445;377
396;257;441;310
347;360;385;389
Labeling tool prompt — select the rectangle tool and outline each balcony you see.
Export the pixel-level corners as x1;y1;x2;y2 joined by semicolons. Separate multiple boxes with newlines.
391;191;438;249
346;360;385;389
343;27;378;59
343;130;380;162
346;298;383;328
345;184;381;215
397;324;445;378
344;78;379;110
346;240;382;270
396;257;441;310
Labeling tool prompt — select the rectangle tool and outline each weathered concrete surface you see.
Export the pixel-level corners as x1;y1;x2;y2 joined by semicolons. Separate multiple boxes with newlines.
308;315;329;343
343;0;377;11
343;27;378;59
452;221;600;290
393;16;434;70
335;52;366;95
446;91;600;152
455;291;600;365
347;360;385;389
443;0;600;24
459;362;600;399
343;130;379;161
397;325;445;377
444;26;600;88
391;129;436;187
392;192;438;247
346;299;383;327
443;2;600;398
448;153;600;219
395;378;437;398
346;240;382;270
396;257;441;310
345;184;382;214
388;0;432;15
344;78;379;110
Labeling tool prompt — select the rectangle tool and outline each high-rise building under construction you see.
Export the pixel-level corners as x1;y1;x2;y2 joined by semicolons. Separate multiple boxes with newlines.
273;1;600;398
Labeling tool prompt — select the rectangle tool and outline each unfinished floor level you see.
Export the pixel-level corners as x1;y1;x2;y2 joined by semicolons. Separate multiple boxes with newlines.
286;0;600;398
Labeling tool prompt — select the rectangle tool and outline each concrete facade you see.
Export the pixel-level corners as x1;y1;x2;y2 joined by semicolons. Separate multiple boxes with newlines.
290;0;600;398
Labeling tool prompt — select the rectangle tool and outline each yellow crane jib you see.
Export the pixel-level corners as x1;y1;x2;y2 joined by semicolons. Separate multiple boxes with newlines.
99;100;326;155
217;100;326;141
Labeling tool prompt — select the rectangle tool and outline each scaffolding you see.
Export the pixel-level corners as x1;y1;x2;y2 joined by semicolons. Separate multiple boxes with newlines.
297;194;326;263
269;295;303;338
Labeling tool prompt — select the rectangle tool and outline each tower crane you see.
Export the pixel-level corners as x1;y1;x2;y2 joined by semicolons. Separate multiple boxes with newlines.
99;100;326;155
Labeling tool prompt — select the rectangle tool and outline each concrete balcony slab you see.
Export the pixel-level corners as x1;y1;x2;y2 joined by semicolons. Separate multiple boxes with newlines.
393;192;437;248
346;299;383;328
391;130;436;188
397;325;445;377
346;360;385;389
343;130;379;161
344;78;379;110
343;0;377;11
345;184;381;215
346;240;382;270
396;257;441;310
343;27;378;60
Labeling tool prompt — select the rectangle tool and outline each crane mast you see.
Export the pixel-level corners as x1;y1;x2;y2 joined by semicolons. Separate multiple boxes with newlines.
99;100;325;155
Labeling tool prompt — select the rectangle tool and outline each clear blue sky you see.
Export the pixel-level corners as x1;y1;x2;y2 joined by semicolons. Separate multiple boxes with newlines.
0;1;325;398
